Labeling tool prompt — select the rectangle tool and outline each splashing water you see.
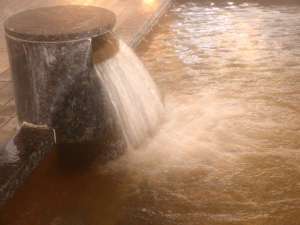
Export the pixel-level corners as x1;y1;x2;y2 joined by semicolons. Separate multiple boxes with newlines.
93;40;164;148
2;1;300;225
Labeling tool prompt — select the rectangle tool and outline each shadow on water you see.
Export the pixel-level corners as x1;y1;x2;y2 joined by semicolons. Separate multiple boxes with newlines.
1;0;300;225
0;147;128;225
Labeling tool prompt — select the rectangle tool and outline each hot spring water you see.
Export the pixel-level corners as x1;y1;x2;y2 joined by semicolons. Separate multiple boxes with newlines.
93;40;164;149
1;1;300;225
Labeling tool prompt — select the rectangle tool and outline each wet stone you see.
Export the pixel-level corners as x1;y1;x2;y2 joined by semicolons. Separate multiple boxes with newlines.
0;99;16;117
4;6;118;144
0;69;11;82
0;122;55;206
1;4;126;209
4;5;116;42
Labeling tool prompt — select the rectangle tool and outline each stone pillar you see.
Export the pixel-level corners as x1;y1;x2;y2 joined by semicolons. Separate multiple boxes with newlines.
4;6;118;145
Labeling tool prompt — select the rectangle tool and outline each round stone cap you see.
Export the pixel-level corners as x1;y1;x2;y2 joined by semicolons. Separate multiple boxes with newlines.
4;5;116;42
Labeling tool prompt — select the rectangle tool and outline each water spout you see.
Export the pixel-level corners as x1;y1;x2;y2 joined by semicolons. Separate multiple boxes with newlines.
93;36;164;149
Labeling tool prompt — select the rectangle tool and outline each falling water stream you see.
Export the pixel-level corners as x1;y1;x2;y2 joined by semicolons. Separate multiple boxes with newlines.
94;40;164;148
1;1;300;225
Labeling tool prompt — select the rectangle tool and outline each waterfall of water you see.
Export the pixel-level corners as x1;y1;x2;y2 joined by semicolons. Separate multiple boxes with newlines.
93;40;164;149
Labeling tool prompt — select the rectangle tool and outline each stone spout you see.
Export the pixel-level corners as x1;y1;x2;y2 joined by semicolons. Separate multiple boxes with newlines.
4;6;122;147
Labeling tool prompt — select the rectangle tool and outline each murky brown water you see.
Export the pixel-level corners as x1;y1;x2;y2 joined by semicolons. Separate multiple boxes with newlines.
1;1;300;225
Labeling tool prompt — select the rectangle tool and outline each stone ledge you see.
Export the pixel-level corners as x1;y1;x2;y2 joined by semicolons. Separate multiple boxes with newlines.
0;0;173;208
0;123;55;206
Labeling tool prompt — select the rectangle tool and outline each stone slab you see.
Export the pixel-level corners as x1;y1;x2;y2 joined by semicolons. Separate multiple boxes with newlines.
0;123;55;206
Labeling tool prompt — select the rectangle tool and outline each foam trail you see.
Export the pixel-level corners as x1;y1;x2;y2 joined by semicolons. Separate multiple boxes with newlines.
93;40;164;148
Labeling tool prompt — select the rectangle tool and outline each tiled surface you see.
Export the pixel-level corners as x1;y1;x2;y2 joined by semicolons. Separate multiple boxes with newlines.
0;0;172;145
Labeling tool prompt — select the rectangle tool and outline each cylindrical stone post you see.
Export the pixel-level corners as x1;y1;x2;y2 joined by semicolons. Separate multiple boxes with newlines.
4;6;119;146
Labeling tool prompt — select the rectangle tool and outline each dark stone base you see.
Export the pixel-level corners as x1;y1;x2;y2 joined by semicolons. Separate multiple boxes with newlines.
0;0;173;208
0;122;55;206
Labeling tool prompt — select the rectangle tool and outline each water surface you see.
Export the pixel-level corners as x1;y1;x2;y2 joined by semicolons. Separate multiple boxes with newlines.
1;1;300;225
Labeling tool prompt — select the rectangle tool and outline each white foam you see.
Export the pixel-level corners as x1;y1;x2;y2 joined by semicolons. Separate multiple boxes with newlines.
93;40;164;148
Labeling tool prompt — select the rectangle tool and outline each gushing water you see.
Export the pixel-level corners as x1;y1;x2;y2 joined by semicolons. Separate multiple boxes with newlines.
1;1;300;225
93;40;164;148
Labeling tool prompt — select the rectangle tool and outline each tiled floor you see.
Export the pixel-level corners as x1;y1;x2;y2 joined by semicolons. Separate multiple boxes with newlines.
0;0;171;145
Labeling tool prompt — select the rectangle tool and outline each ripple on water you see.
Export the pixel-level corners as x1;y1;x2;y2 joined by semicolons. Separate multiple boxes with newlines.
133;0;300;224
1;1;300;225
